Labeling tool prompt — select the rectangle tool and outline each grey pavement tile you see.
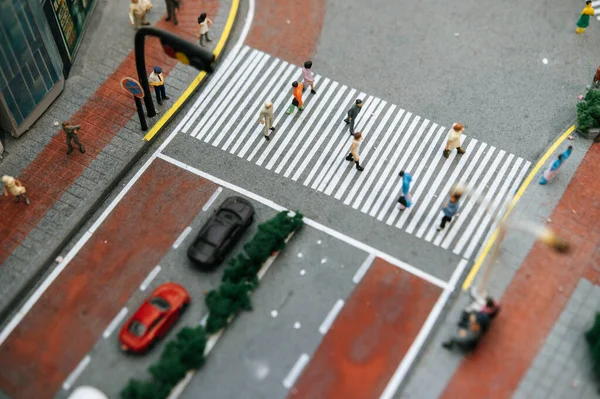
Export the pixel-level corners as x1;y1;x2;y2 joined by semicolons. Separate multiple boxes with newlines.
530;386;549;399
53;200;77;219
66;183;90;201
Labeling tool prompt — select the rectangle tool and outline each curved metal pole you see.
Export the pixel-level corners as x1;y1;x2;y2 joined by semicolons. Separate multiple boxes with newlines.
134;28;157;118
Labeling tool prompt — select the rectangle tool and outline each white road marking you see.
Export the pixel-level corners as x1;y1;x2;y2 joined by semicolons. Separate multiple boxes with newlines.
140;265;162;291
62;355;91;391
271;310;278;318
0;0;256;349
157;153;449;289
172;226;192;249
319;299;345;335
379;258;469;399
294;322;301;329
320;258;327;264
283;353;310;389
353;253;376;284
203;186;223;211
102;307;128;339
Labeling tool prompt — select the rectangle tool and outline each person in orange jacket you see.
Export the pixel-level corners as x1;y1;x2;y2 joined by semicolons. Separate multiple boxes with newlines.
286;81;304;114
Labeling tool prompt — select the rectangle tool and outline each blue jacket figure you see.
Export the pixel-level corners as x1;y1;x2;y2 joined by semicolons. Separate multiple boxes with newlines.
540;146;573;185
437;186;464;231
397;171;413;210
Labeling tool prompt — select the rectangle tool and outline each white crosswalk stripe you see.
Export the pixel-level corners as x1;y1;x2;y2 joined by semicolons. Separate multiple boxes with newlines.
181;46;531;259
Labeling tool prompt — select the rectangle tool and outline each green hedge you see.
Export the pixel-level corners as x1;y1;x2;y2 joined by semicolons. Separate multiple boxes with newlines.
121;211;303;399
577;89;600;132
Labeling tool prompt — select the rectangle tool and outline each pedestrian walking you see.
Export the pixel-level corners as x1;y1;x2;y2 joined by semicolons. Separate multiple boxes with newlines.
258;102;275;140
61;122;85;155
164;0;179;25
148;66;169;105
286;81;304;115
576;0;595;34
441;311;489;353
302;60;317;94
345;132;365;171
2;175;30;205
540;145;573;185
344;99;363;135
397;171;413;210
443;123;466;158
197;13;213;46
437;185;464;231
129;0;151;29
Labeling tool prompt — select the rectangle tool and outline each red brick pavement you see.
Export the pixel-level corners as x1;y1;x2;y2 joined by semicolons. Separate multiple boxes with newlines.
0;159;219;398
247;0;326;66
0;0;219;266
289;259;442;399
441;143;600;398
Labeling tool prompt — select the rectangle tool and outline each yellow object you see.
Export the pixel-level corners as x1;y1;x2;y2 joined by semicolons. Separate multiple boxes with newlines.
462;124;575;290
576;27;585;34
143;0;240;142
175;52;190;65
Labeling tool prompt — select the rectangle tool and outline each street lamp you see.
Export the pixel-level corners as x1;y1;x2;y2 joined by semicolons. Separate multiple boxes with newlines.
134;27;216;117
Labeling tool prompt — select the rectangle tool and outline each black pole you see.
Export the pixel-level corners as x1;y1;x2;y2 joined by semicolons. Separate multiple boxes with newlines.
135;97;148;131
134;28;156;118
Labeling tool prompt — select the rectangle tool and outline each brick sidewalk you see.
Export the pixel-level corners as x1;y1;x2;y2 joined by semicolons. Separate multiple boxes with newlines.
440;142;600;397
0;0;225;320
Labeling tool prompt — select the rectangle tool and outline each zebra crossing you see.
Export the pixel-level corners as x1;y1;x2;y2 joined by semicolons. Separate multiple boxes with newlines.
177;46;531;260
594;0;600;19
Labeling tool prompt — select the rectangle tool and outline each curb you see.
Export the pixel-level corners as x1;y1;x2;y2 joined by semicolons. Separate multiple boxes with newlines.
0;0;240;325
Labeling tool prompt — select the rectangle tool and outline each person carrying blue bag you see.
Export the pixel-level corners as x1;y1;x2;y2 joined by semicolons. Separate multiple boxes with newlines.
540;146;573;185
397;171;413;210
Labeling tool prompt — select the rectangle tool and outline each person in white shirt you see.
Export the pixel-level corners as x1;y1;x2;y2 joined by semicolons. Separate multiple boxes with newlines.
197;13;213;46
128;0;150;29
148;66;169;105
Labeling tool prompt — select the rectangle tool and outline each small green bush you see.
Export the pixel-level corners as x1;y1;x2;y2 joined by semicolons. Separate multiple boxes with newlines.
577;89;600;132
205;281;253;334
120;380;170;399
585;313;600;345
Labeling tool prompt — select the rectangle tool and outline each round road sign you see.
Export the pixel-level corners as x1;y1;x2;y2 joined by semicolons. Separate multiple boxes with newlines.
121;77;144;98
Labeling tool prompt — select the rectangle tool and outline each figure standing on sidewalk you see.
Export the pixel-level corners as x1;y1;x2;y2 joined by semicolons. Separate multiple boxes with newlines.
443;123;466;158
441;311;489;353
61;122;85;155
197;13;213;46
286;81;304;115
148;66;169;105
258;102;275;141
344;99;363;134
397;171;413;210
302;61;317;94
2;175;30;205
437;185;464;231
576;1;595;34
345;132;365;171
129;0;151;29
164;0;179;25
540;146;573;185
591;66;600;90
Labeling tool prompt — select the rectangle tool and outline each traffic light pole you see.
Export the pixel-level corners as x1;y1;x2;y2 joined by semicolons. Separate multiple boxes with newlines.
134;27;157;118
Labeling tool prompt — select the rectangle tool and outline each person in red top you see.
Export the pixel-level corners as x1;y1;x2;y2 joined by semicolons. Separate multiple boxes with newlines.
286;81;304;114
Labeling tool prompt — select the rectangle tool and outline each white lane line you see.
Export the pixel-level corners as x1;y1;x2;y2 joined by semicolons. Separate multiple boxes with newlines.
334;103;396;200
254;75;324;165
274;80;338;174
214;58;282;148
102;307;128;339
182;45;252;134
140;265;162;291
310;92;370;190
433;145;495;247
203;186;223;211
388;124;446;227
441;148;504;249
360;112;412;214
223;60;291;152
237;65;300;158
283;353;310;389
267;78;334;171
157;153;449;289
461;156;521;258
319;299;345;334
379;258;469;399
421;140;483;241
173;226;193;249
285;85;348;178
318;96;381;193
203;53;271;143
346;108;404;207
190;50;262;139
353;253;376;284
301;89;359;184
62;355;91;391
0;0;255;352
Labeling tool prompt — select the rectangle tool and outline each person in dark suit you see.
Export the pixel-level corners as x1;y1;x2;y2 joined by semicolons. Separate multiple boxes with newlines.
344;99;363;134
165;0;179;25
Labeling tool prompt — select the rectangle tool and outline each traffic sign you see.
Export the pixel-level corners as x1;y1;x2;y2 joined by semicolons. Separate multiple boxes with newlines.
121;77;144;98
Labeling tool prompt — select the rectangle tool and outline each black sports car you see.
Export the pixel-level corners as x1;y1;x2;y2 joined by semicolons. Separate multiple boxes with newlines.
187;196;255;269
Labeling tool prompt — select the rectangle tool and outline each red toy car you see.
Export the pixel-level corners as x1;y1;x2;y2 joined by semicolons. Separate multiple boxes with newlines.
119;282;190;353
